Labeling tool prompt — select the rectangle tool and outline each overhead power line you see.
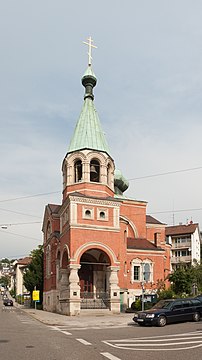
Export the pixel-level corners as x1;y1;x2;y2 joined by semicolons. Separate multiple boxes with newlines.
0;191;60;203
128;166;202;181
0;221;41;227
150;207;202;215
0;165;201;204
0;229;42;242
0;207;41;218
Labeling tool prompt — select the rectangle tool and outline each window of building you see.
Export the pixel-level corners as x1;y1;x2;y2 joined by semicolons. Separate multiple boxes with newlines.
83;207;94;219
46;245;51;277
97;208;108;221
131;259;153;283
90;159;100;182
133;266;140;281
74;159;82;182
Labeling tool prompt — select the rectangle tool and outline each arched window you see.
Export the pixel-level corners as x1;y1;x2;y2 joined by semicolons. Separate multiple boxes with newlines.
107;163;111;186
131;258;153;283
46;245;51;277
63;163;67;188
74;159;82;182
46;222;51;241
90;159;100;182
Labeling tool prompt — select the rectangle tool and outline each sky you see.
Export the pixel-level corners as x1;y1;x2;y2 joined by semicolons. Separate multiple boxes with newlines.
0;0;202;259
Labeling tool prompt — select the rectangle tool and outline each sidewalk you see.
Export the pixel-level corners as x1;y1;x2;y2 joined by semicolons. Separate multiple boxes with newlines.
15;304;134;329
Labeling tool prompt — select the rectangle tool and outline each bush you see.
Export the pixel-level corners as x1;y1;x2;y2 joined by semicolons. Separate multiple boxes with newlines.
157;288;176;300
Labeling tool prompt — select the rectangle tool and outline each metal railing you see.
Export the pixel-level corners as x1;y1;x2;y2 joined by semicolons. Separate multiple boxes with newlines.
171;255;191;264
80;291;110;309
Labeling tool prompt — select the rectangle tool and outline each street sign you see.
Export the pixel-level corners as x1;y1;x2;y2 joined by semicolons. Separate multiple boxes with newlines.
32;290;40;301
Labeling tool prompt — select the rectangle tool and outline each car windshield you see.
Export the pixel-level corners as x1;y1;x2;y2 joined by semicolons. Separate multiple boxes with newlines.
152;300;174;310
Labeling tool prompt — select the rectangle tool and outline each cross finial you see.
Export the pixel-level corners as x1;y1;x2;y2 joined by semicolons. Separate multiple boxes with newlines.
83;36;97;66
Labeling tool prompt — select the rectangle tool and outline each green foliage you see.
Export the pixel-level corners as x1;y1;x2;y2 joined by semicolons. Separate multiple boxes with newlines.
169;266;197;296
131;299;141;311
23;245;43;304
9;289;15;298
157;288;175;300
0;275;10;287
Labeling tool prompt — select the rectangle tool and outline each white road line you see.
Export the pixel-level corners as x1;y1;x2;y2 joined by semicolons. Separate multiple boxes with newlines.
100;352;122;360
48;326;72;335
60;330;72;336
110;335;202;343
76;338;92;345
103;331;202;351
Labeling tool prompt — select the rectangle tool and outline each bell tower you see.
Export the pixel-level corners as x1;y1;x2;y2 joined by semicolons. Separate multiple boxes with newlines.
62;39;115;200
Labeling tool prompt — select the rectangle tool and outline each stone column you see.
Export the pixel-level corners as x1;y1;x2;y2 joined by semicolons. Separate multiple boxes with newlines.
67;264;81;316
108;266;120;313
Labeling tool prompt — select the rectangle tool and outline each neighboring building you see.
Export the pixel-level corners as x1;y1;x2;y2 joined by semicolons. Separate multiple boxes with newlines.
12;257;32;296
42;49;171;315
166;222;201;271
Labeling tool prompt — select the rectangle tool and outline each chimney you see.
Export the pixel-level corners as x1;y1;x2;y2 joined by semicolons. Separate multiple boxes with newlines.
154;232;161;247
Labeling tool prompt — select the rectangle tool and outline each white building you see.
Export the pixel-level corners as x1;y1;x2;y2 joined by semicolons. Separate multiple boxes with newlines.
12;257;32;296
166;223;201;270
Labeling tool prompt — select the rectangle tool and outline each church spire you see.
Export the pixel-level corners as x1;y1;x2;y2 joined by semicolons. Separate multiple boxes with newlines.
67;37;111;156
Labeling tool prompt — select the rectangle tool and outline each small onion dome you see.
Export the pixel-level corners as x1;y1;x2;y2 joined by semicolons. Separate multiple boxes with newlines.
114;168;129;195
82;65;97;100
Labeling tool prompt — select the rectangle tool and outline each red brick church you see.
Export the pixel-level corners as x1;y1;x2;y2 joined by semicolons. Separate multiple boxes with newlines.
42;39;170;315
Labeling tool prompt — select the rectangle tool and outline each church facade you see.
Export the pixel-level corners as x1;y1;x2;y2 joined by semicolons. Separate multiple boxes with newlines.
42;44;171;315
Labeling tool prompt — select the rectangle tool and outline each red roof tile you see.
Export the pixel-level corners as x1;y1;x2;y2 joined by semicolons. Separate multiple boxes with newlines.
165;223;198;236
17;257;32;265
146;215;165;225
127;237;163;251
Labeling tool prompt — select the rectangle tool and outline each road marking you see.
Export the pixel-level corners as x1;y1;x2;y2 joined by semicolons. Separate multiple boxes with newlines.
100;352;121;360
103;331;202;351
60;330;72;336
49;326;72;335
76;338;92;345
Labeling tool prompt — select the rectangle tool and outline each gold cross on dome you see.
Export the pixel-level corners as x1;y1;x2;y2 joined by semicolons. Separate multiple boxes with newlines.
83;36;97;66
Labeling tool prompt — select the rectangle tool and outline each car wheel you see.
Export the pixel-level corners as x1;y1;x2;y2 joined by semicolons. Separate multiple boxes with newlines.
157;315;167;327
193;312;200;322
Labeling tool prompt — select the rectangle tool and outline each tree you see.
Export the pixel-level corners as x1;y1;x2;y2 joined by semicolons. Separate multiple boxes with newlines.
23;245;43;304
169;267;195;295
0;275;10;288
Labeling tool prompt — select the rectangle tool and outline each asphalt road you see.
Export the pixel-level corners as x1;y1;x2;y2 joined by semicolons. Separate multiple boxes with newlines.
1;301;202;360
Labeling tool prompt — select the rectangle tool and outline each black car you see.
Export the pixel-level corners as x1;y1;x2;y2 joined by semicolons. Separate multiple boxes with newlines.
133;298;202;327
195;295;202;303
3;298;13;306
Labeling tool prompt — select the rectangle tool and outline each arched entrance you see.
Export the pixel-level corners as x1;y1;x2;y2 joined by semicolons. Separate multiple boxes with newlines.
78;249;110;309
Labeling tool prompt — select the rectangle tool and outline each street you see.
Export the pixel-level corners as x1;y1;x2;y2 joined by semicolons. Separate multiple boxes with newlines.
1;302;202;359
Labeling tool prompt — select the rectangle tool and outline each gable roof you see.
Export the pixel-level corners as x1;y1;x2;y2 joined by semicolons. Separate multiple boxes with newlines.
146;215;165;225
17;257;32;265
127;237;164;251
165;223;198;236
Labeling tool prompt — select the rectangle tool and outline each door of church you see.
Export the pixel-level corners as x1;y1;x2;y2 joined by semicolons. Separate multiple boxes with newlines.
79;264;93;297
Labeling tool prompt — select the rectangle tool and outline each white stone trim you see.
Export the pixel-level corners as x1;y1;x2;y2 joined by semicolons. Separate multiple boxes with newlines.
72;241;120;265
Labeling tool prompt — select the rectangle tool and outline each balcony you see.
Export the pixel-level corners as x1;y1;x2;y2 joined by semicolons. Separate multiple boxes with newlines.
171;255;192;264
172;242;191;249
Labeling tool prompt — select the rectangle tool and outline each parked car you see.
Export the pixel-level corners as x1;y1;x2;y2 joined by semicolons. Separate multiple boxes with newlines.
195;295;202;303
133;298;202;327
3;298;13;306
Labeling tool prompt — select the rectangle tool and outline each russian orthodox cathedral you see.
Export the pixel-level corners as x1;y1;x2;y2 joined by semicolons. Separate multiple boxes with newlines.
42;38;170;315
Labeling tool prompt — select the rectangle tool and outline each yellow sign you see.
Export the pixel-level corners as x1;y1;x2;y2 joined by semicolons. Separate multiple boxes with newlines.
32;290;40;301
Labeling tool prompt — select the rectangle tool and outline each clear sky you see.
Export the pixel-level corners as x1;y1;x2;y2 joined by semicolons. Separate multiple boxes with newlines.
0;0;202;259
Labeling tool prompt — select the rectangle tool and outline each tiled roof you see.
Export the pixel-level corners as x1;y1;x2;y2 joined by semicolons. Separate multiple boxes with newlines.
165;223;198;236
48;204;61;213
127;238;163;251
146;215;165;225
17;257;32;265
